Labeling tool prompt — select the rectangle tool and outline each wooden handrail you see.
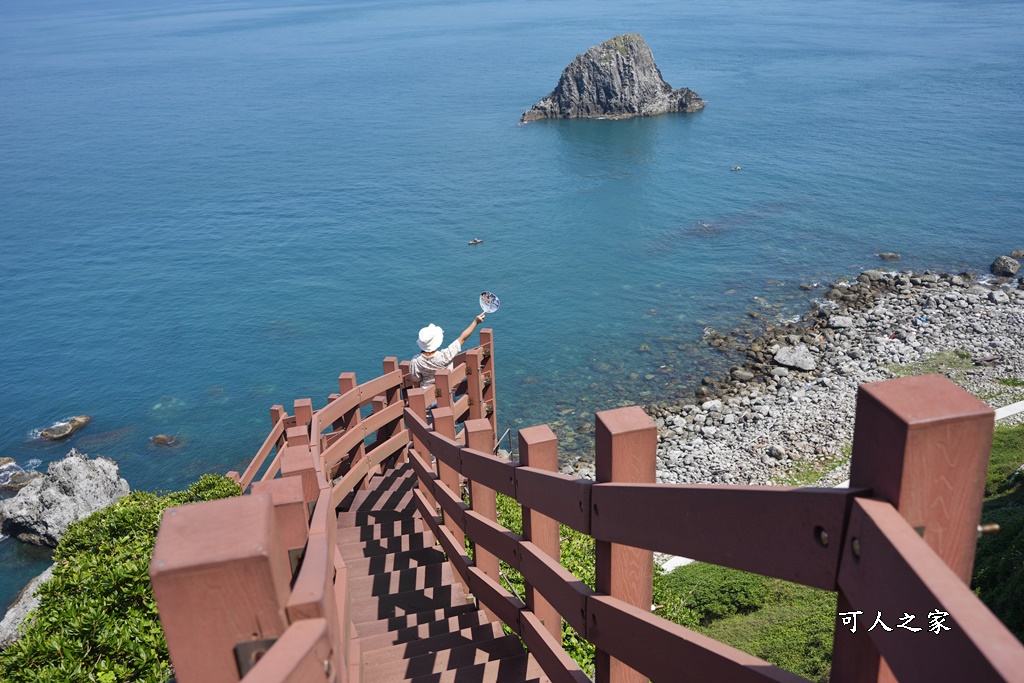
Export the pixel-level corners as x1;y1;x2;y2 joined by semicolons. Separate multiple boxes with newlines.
152;338;1024;683
240;415;287;492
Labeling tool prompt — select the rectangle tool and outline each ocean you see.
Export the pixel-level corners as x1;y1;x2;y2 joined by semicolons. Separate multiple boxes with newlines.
2;0;1022;616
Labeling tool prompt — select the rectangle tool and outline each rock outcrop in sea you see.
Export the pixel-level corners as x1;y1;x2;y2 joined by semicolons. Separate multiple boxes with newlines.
0;449;129;547
521;34;704;122
38;415;91;440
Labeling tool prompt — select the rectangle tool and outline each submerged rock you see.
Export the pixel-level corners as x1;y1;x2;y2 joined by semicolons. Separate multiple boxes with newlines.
0;449;129;547
521;34;704;122
38;415;91;441
878;252;901;261
151;434;179;446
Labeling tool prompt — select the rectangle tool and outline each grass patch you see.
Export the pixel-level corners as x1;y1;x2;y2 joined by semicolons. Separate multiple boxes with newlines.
772;442;852;487
998;378;1024;388
656;563;836;683
885;348;974;380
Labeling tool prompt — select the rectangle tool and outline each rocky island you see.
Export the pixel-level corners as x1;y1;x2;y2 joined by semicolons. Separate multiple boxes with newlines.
521;34;705;122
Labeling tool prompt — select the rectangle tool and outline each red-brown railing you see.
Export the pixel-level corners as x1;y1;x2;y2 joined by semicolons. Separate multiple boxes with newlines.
150;330;1024;683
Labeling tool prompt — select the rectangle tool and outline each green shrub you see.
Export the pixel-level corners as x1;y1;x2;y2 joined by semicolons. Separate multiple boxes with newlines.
0;474;241;683
656;562;771;624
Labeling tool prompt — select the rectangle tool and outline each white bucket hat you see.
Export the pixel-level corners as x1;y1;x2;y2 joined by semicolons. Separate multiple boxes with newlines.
417;324;444;352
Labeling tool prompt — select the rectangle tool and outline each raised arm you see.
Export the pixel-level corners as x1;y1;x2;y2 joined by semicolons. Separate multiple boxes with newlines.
457;313;486;347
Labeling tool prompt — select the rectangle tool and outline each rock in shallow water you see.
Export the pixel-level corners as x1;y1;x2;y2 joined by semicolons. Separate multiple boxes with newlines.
38;415;91;440
991;255;1021;277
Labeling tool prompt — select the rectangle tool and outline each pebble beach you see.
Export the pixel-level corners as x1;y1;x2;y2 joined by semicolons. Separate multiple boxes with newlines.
570;258;1024;487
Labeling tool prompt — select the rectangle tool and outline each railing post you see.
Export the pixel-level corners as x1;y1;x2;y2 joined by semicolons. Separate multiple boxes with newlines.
338;372;370;490
830;374;995;683
407;387;433;462
594;406;656;683
294;398;313;437
281;439;319;509
479;329;497;441
252;476;310;576
432;406;464;547
383;357;406;465
150;493;292;683
435;367;455;413
270;404;286;426
466;347;485;422
466;419;500;621
518;424;562;643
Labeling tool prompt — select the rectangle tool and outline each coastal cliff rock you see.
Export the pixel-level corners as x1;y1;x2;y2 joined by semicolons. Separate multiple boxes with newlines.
0;565;53;651
521;34;704;122
0;449;129;547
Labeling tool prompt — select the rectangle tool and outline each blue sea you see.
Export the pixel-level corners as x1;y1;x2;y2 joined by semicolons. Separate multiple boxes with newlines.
2;0;1022;615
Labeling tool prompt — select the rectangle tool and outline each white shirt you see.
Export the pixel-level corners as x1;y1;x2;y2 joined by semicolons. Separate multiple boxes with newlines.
409;339;462;387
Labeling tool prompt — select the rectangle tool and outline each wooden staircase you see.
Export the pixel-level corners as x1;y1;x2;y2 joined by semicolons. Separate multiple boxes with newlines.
338;462;550;683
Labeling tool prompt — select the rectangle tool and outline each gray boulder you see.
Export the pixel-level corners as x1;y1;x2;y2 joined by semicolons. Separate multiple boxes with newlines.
774;345;817;371
522;34;704;122
0;565;53;651
828;316;854;329
878;252;901;261
0;449;129;547
1010;249;1024;259
990;255;1021;277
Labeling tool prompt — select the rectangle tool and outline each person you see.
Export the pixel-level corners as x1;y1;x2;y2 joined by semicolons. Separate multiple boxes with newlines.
409;312;486;388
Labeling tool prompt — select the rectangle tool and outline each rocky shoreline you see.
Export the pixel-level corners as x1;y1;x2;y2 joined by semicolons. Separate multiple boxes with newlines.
569;260;1024;486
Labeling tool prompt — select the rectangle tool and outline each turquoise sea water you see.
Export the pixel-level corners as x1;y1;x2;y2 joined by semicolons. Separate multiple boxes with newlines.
2;0;1022;614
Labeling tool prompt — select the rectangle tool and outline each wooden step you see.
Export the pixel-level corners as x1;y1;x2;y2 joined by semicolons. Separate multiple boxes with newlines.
337;517;424;544
349;482;418;512
343;546;447;576
407;658;547;683
353;603;480;639
362;635;527;683
338;529;436;561
351;583;466;624
358;609;492;654
362;621;505;668
338;497;419;526
348;562;454;598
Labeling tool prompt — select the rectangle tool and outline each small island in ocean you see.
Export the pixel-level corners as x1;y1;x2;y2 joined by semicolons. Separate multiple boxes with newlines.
521;33;705;122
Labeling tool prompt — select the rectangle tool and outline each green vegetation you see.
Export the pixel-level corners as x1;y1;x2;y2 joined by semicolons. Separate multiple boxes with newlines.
973;422;1024;641
0;475;241;683
884;348;974;380
997;377;1024;388
495;492;596;676
656;563;836;683
772;442;852;487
